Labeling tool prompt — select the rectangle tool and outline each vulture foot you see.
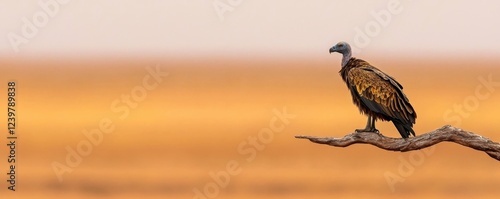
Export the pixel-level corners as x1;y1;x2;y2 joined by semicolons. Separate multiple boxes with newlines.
355;128;380;134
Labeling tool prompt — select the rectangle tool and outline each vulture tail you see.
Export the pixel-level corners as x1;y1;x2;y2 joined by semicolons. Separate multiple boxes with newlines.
392;120;415;138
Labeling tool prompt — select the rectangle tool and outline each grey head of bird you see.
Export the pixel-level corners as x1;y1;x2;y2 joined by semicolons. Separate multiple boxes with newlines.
329;41;351;55
329;41;352;67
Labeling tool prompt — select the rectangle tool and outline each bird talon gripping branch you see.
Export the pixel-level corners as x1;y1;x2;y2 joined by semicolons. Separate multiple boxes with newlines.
355;129;381;136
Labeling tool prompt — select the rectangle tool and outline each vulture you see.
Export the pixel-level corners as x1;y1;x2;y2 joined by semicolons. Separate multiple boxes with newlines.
329;42;416;138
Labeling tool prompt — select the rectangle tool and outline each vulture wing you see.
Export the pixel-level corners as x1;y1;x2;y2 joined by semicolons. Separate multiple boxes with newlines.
347;64;416;136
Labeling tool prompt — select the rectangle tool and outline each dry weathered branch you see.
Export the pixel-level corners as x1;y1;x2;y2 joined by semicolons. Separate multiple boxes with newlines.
295;125;500;161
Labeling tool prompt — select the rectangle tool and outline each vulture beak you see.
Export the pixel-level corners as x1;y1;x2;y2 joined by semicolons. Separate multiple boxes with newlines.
329;46;336;54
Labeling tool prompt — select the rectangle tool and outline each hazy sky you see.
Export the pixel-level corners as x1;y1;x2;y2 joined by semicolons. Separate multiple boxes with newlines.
1;0;499;58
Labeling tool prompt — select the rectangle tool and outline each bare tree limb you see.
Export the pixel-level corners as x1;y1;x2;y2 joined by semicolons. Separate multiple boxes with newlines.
295;125;500;161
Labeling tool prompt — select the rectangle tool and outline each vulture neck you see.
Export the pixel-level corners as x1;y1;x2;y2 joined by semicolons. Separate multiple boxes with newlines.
341;51;352;68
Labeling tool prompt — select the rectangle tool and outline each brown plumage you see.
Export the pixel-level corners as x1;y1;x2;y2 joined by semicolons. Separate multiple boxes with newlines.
329;42;416;138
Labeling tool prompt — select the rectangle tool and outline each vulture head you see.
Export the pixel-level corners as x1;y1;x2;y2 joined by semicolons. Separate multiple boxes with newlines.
329;41;352;67
329;41;351;55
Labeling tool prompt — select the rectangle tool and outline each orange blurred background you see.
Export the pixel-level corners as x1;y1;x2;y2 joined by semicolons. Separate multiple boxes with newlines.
1;1;500;198
0;56;499;199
